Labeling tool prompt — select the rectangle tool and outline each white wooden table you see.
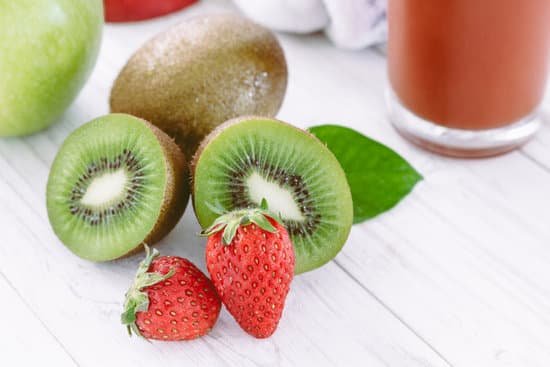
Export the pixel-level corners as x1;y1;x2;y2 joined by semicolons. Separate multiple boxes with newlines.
2;1;550;366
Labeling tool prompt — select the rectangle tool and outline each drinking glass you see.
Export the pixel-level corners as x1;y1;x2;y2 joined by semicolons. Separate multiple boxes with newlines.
386;0;550;157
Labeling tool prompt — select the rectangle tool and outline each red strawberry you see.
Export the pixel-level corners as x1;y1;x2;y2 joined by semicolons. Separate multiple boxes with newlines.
121;246;221;341
104;0;198;23
202;201;295;338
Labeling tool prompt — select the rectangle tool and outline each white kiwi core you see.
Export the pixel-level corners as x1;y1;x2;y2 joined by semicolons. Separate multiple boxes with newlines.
81;169;128;208
246;172;304;221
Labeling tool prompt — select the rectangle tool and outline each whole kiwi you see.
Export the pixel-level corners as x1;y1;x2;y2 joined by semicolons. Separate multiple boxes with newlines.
110;13;288;158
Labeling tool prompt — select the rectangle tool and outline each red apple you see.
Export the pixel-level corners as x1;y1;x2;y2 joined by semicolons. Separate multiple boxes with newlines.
104;0;198;22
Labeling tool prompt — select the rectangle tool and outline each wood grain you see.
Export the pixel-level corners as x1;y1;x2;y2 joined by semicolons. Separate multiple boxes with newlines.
1;0;549;366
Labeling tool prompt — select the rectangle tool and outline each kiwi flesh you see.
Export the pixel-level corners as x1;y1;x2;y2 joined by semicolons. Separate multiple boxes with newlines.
192;116;353;274
109;14;288;159
46;113;189;261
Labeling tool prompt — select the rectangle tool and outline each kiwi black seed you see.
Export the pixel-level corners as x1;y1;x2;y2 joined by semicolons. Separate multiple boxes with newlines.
109;13;288;159
192;116;353;274
47;114;189;261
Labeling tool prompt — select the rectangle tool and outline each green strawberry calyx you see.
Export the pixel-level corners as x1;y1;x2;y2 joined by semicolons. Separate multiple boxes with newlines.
121;245;175;338
200;199;279;245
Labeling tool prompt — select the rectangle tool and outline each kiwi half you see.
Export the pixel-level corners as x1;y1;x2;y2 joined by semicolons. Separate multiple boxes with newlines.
47;114;189;261
109;14;288;159
192;116;353;274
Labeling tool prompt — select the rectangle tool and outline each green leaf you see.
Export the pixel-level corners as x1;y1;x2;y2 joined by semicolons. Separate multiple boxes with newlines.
309;125;422;223
251;212;277;233
260;198;269;210
222;220;239;245
199;202;282;243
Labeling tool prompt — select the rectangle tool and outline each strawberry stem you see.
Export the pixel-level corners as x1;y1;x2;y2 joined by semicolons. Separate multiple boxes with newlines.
200;200;279;245
121;245;175;338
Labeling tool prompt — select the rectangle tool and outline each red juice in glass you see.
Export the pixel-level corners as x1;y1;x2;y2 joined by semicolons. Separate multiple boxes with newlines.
386;0;550;157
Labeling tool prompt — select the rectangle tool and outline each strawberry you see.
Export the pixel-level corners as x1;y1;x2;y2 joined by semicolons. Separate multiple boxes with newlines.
104;0;198;23
202;201;295;338
121;246;221;341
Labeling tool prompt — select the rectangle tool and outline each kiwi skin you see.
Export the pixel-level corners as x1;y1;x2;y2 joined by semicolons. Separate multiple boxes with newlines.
133;119;189;256
47;114;189;261
191;116;354;274
110;14;288;159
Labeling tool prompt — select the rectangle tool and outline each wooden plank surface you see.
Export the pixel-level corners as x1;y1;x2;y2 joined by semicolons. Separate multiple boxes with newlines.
0;272;76;367
1;1;549;366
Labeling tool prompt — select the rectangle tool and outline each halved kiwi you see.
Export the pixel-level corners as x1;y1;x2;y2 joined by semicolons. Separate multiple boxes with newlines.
47;114;189;261
192;116;353;274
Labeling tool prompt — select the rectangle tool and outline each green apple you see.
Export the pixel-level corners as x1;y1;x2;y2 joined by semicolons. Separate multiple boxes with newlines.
0;0;103;136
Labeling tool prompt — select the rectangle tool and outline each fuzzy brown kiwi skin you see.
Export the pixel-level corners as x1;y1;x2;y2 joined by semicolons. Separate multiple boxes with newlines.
109;14;288;160
190;115;322;219
119;119;190;259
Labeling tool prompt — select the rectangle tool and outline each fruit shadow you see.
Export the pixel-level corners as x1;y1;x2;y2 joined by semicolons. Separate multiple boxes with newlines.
93;201;208;276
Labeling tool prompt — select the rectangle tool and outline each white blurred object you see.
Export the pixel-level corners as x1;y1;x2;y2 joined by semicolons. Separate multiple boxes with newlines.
232;0;387;49
232;0;329;34
324;0;387;49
